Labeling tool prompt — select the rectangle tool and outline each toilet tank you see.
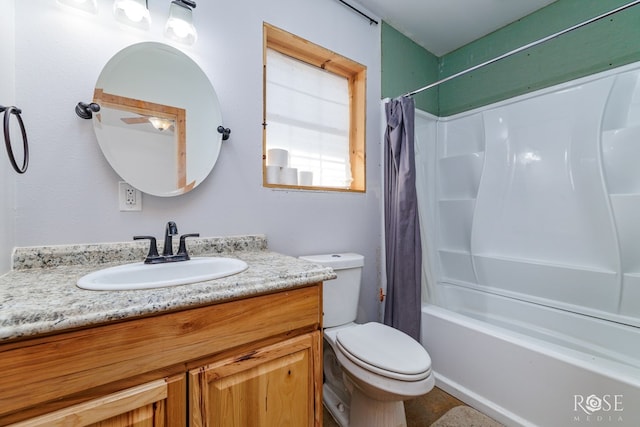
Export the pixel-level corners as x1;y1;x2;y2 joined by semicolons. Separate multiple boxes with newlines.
299;253;364;328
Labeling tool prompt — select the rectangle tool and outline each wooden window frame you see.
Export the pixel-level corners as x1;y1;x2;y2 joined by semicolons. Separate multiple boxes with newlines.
263;22;366;192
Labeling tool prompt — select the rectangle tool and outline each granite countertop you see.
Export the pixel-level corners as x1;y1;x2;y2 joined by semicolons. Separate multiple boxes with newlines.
0;235;335;342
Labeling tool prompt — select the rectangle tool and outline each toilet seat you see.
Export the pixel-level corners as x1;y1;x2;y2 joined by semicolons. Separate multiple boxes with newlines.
335;322;431;381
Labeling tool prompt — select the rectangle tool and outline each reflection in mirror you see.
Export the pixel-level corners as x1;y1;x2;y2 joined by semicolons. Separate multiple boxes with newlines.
92;42;223;197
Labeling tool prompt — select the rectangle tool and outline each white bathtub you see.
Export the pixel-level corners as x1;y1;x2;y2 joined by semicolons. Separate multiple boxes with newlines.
421;284;640;426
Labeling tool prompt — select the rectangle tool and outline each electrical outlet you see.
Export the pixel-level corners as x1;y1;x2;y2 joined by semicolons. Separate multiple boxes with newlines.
119;181;142;211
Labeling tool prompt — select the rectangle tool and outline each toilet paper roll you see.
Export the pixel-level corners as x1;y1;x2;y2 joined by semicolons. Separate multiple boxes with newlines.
266;165;281;184
267;148;289;167
299;171;313;186
280;167;298;185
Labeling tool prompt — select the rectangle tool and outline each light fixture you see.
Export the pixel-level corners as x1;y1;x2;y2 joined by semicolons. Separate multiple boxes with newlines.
164;0;197;45
57;0;98;14
113;0;151;30
149;117;174;131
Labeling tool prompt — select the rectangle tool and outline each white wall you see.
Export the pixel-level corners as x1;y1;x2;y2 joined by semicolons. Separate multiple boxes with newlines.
0;0;16;275
10;0;382;321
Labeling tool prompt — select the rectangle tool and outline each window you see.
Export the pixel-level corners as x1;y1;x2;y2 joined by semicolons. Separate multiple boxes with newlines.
263;23;366;192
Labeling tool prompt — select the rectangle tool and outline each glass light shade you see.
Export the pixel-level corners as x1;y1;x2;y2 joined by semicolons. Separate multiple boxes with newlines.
149;117;173;131
113;0;151;30
57;0;98;14
164;2;197;45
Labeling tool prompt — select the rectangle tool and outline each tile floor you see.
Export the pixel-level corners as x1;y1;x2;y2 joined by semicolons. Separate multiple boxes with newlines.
322;386;466;427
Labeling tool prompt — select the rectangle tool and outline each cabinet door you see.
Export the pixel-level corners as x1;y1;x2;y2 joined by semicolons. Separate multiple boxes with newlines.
189;331;322;427
9;375;186;427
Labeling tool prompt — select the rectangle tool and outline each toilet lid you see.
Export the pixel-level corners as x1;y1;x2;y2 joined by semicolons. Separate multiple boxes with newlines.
336;322;431;381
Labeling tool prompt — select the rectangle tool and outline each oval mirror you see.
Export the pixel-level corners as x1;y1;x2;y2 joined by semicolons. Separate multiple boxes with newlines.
92;42;222;196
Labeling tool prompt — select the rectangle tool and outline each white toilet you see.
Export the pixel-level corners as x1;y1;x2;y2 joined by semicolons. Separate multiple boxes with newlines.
299;253;434;427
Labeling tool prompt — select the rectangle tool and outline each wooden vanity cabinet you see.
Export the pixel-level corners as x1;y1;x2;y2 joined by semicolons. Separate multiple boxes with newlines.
0;284;323;427
190;332;320;427
8;375;186;427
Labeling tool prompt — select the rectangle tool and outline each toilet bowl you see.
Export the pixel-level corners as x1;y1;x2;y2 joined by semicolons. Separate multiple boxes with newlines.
299;253;434;427
323;322;434;427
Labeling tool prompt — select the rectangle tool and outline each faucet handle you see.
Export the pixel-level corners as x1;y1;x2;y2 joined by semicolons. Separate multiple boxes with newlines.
162;221;179;257
177;233;200;260
133;236;161;264
166;221;178;235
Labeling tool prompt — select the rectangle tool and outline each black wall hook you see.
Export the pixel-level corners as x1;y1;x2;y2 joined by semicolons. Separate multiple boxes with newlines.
75;102;101;119
217;125;231;141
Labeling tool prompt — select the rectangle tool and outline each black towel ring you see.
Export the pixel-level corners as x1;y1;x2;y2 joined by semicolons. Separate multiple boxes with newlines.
1;105;29;174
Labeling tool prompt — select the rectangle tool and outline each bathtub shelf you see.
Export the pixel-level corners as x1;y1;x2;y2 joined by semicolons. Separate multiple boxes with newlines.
438;114;485;158
438;249;477;284
602;123;640;136
438;152;484;200
439;151;485;160
472;254;619;313
437;200;475;252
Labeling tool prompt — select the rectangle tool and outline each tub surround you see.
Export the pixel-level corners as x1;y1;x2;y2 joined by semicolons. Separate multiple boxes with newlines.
429;61;640;326
413;60;640;426
0;234;336;342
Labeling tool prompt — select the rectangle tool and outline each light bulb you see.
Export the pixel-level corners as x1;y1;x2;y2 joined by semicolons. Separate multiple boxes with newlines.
167;18;191;38
113;0;150;29
149;117;173;131
122;2;146;22
164;1;197;45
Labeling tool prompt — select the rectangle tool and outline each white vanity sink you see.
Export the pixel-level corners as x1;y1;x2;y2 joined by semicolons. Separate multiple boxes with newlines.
77;257;248;291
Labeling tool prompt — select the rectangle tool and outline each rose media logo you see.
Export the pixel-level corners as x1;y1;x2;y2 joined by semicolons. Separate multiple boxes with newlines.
573;394;624;423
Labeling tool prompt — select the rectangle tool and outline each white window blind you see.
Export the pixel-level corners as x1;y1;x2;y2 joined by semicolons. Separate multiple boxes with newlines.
266;48;352;188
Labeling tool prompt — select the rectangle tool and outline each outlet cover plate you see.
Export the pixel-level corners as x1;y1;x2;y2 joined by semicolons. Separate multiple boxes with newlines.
119;181;142;211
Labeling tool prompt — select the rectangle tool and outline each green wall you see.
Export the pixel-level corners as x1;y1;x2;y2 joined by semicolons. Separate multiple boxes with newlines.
381;22;438;114
381;0;640;117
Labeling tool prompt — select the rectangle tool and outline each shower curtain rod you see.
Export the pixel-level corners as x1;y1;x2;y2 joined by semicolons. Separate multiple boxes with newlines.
335;0;379;25
403;0;640;98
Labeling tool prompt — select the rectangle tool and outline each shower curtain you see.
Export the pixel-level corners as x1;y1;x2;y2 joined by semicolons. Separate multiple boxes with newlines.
383;96;422;341
413;109;438;304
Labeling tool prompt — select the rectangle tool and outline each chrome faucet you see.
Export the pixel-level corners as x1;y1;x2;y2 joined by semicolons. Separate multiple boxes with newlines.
134;221;200;264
